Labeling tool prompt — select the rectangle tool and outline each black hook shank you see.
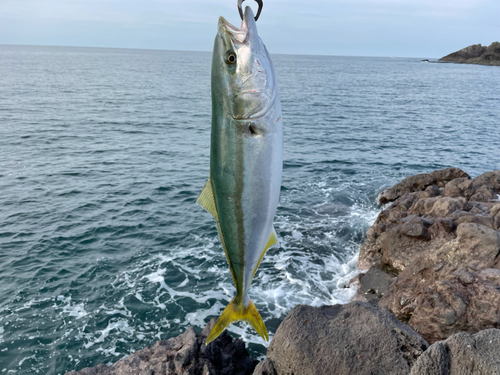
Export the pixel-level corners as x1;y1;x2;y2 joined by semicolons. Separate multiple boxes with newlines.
238;0;263;22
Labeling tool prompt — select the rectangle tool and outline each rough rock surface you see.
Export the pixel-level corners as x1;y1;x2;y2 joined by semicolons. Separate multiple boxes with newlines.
65;318;258;375
356;168;500;344
410;329;500;375
256;302;428;375
378;168;469;204
439;42;500;66
253;359;277;375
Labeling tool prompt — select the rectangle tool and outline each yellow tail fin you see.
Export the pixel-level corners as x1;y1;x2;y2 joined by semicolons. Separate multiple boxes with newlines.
205;297;269;345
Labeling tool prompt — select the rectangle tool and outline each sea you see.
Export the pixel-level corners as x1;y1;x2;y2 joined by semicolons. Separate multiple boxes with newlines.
0;44;499;374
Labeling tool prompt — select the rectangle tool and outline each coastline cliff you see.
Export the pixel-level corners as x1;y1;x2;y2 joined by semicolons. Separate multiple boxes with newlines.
439;42;500;66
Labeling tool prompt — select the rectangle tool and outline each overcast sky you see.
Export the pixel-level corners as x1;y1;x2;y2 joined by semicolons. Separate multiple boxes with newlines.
0;0;498;57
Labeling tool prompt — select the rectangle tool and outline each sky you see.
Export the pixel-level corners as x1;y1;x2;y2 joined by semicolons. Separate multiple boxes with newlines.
0;0;498;58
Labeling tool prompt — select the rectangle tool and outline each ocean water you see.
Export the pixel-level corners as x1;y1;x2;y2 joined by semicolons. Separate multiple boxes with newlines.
0;44;499;374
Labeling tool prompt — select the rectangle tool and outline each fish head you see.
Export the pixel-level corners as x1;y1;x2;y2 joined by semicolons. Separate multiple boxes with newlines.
212;6;276;120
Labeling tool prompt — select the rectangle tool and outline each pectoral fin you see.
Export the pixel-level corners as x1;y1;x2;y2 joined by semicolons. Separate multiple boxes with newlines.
197;179;218;220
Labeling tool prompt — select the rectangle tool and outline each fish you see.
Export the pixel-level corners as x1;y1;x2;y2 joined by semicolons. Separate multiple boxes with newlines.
197;5;283;345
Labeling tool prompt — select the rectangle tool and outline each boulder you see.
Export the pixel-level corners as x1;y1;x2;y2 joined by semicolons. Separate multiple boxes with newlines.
65;319;258;375
261;302;428;375
410;329;500;375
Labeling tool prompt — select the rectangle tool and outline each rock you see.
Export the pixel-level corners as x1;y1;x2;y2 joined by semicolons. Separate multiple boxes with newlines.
379;173;435;204
430;168;470;187
352;268;395;304
401;215;432;239
470;185;498;202
439;42;500;66
359;168;500;344
65;319;258;375
490;203;500;218
472;170;500;190
263;302;428;375
253;359;277;375
378;168;470;205
410;329;500;375
443;178;474;198
439;43;487;62
379;223;500;344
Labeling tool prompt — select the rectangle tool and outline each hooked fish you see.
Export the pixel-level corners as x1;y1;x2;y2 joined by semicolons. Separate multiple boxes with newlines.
197;5;283;344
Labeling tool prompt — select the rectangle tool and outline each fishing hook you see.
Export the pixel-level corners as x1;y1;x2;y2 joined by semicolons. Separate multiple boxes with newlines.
238;0;263;22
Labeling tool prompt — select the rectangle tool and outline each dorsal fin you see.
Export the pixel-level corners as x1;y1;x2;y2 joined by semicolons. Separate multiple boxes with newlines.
197;179;218;220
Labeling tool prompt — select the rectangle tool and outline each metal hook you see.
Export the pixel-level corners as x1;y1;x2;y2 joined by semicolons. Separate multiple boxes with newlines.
238;0;263;22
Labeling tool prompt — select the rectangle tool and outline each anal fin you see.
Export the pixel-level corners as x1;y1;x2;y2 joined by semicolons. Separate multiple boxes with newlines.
264;228;279;252
252;228;279;279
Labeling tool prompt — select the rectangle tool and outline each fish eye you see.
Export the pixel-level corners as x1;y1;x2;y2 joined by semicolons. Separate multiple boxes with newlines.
226;53;236;65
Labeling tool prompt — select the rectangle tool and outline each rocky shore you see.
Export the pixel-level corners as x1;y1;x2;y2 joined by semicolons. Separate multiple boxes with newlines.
67;168;500;374
438;42;500;66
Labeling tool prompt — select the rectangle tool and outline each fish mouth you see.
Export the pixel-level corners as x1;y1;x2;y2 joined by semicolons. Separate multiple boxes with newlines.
218;6;258;44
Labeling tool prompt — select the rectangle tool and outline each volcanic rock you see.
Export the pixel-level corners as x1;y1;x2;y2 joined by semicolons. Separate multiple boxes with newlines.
379;223;500;343
378;168;469;204
253;359;277;375
357;168;500;344
257;302;428;375
351;267;395;304
65;318;258;375
439;42;500;66
410;329;500;375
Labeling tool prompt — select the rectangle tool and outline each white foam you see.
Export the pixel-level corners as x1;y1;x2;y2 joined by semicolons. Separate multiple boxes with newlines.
185;301;225;328
84;319;134;349
13;297;51;312
57;296;88;319
18;355;35;366
96;345;121;357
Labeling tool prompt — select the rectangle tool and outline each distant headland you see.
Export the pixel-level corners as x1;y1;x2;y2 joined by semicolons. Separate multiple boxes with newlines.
438;41;500;66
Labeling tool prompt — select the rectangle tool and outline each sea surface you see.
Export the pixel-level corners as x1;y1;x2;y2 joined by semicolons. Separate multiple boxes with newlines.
0;44;499;374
